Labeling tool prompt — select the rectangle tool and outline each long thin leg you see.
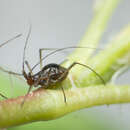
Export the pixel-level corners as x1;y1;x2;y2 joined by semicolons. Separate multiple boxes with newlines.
0;33;22;84
61;86;66;103
0;67;24;99
39;48;43;70
21;85;33;107
39;48;70;70
67;62;105;85
22;24;31;75
0;34;22;48
22;60;34;106
25;60;33;75
0;67;21;99
0;66;22;76
0;33;22;99
32;46;103;71
39;48;60;70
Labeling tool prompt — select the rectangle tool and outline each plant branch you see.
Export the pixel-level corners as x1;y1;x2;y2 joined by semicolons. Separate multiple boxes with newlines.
0;85;130;128
68;0;120;64
0;24;129;127
75;25;130;86
0;0;128;128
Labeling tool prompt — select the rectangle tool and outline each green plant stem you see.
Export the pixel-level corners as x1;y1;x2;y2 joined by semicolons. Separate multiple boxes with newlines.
68;0;120;64
0;26;129;127
0;85;130;128
65;0;121;78
0;0;127;128
77;25;130;86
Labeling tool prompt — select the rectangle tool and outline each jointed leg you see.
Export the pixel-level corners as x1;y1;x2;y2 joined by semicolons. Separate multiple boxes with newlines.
0;67;22;99
0;34;22;76
0;34;22;48
39;48;60;70
25;60;33;75
67;62;105;85
21;85;33;107
61;86;66;103
0;30;22;100
32;46;102;71
0;66;22;76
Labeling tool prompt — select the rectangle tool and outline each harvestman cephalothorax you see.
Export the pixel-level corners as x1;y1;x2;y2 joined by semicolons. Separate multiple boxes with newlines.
0;27;105;105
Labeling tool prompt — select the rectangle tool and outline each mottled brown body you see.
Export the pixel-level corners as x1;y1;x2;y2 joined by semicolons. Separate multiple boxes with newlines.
26;63;68;88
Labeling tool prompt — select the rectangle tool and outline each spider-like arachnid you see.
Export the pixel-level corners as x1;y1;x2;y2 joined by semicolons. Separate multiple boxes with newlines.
0;27;105;105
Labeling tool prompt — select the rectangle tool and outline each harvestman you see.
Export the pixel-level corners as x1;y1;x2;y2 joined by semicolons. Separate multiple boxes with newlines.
0;27;105;105
0;33;22;99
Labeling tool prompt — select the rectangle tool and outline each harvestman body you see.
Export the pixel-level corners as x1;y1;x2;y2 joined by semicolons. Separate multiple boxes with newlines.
0;27;105;105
